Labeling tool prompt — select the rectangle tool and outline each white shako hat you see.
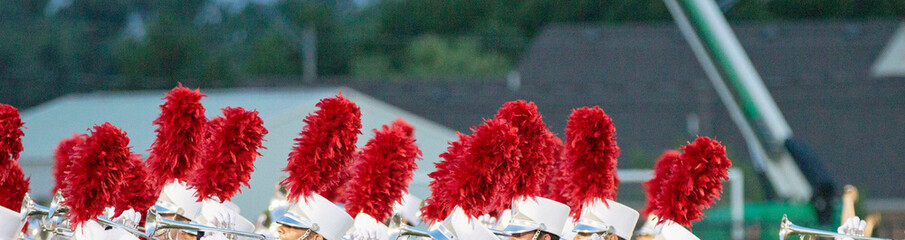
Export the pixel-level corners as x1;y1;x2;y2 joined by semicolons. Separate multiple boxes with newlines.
636;214;660;236
0;205;26;240
560;218;577;240
154;180;202;219
191;199;256;238
502;196;570;237
391;194;423;224
350;212;390;240
573;199;640;239
276;192;354;240
427;207;497;240
654;221;700;240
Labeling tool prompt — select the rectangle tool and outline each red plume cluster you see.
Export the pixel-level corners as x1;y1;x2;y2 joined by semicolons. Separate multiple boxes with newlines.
642;150;680;216
0;164;29;212
147;84;208;187
113;155;158;218
562;106;620;219
421;119;521;222
282;94;362;202
320;165;352;203
541;133;568;202
0;104;29;212
392;118;415;138
0;104;24;168
52;134;85;195
63;123;134;227
191;107;267;202
420;132;470;223
654;137;732;227
493;101;555;203
344;119;422;221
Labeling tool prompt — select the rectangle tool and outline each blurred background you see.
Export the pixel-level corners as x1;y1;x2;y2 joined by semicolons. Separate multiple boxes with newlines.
2;0;904;239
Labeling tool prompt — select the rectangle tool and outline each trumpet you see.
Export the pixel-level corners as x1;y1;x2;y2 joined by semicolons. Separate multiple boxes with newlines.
387;215;432;240
779;215;895;240
22;192;151;239
144;208;276;240
20;192;68;232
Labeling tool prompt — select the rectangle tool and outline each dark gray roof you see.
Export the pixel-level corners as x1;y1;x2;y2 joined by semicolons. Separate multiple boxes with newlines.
513;20;905;200
335;20;905;200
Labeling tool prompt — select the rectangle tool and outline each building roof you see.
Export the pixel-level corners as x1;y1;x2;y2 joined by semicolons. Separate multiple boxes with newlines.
339;20;905;206
18;87;457;219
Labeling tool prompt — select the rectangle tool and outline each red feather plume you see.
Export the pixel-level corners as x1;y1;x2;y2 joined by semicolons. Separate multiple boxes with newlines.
562;106;620;220
344;120;422;221
52;134;85;195
282;93;362;202
422;119;521;221
0;104;29;212
642;150;680;216
541;132;568;202
655;137;732;227
147;84;207;187
190;107;267;202
420;132;470;223
493;101;555;201
0;162;29;212
392;118;415;138
114;155;158;217
0;104;24;172
63;123;134;227
320;162;353;204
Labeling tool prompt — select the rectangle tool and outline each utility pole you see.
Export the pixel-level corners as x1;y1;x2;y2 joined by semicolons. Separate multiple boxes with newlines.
302;24;317;84
257;5;317;84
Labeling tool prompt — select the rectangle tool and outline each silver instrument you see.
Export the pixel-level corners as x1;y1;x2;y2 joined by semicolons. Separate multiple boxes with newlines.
21;192;152;239
387;215;433;240
779;214;895;240
144;208;276;240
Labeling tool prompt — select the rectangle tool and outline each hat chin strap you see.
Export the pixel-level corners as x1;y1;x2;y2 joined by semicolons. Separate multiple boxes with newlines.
296;229;312;240
531;229;541;240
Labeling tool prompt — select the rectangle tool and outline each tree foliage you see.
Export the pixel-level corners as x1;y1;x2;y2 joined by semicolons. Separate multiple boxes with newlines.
0;0;902;107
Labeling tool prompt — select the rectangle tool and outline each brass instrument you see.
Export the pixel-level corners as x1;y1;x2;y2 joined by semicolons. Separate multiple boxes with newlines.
21;192;151;239
144;208;276;240
779;215;895;240
387;215;433;240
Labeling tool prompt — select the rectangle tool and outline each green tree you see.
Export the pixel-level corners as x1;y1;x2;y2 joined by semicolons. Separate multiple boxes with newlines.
403;35;510;79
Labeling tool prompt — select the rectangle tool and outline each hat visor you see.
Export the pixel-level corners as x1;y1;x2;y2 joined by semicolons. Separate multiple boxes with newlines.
572;222;608;233
502;224;537;235
275;212;313;230
427;225;455;240
153;203;177;215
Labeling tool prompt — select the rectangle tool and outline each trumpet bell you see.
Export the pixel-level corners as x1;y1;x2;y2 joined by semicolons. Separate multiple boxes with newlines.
387;215;432;240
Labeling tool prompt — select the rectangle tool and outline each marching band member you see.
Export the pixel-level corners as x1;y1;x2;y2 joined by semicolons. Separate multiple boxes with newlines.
342;119;422;240
637;150;681;240
186;106;267;239
643;137;732;240
274;193;354;240
491;101;564;238
555;106;639;240
277;93;362;240
146;84;210;239
62;123;148;239
421;105;531;239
